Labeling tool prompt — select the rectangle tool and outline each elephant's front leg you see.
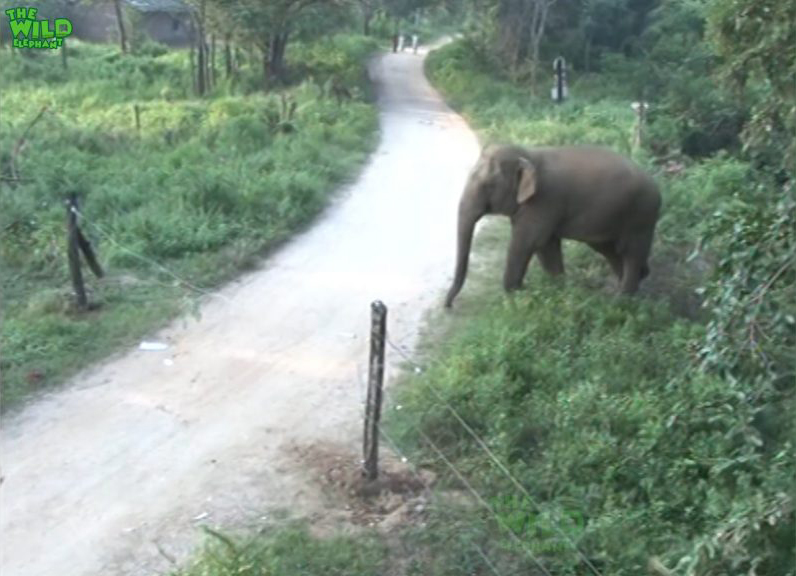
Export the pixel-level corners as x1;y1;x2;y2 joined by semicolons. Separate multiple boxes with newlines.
503;230;536;292
537;237;564;276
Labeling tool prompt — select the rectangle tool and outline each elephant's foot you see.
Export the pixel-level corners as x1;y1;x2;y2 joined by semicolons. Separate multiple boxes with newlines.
619;275;641;294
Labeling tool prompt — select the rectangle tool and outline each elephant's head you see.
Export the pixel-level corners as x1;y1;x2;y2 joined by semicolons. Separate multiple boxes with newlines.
444;145;538;308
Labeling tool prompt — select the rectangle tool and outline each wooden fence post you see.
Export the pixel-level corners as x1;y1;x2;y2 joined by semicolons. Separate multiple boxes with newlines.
133;104;141;134
65;194;104;311
363;300;387;481
76;227;104;280
66;194;87;310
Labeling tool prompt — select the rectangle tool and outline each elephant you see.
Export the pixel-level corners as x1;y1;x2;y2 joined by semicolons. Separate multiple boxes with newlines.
444;144;662;308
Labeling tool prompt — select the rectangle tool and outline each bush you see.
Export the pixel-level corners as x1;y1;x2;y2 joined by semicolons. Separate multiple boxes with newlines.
697;180;796;382
391;38;796;576
175;524;387;576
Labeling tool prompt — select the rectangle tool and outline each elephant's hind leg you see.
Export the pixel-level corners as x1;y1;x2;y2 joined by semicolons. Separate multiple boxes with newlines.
538;237;565;276
587;241;623;280
619;229;654;294
620;258;643;293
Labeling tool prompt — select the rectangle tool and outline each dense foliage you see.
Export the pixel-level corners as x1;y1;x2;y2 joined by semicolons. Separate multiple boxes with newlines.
387;29;794;576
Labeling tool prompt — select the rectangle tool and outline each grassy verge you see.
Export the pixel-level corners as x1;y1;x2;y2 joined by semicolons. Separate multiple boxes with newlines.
173;523;387;576
380;40;794;575
0;34;380;410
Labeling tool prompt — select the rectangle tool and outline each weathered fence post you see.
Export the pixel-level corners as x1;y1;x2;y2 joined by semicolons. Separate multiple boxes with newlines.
66;194;87;310
65;194;104;311
133;104;141;134
363;300;387;481
76;226;104;280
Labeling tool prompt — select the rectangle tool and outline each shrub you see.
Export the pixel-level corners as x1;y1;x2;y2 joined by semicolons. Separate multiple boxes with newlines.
394;37;796;576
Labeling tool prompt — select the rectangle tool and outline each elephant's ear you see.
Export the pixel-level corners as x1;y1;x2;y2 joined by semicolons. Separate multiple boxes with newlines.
516;158;537;204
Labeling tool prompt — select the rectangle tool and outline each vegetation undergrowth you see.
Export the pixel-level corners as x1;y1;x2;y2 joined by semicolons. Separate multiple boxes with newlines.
383;39;794;576
174;522;387;576
0;34;380;410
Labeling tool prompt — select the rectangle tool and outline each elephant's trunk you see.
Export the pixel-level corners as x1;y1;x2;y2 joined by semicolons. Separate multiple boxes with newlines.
444;201;482;308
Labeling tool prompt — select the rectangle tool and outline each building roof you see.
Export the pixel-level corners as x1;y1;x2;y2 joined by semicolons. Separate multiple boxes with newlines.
124;0;191;14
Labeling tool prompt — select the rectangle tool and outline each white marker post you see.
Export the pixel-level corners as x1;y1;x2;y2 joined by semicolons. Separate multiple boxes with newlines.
631;101;649;149
551;57;568;103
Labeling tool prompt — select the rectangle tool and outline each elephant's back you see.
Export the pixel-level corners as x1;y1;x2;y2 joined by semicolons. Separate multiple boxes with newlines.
541;146;661;240
551;146;657;195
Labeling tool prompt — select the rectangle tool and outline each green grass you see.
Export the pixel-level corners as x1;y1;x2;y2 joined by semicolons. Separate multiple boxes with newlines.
174;523;388;576
381;40;795;576
0;35;380;410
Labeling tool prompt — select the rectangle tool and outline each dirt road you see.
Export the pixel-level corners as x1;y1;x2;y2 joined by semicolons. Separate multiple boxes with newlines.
0;44;480;575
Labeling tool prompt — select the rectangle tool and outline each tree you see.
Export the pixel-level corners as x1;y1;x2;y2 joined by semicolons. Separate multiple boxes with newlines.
471;0;558;88
357;0;380;35
383;0;438;33
185;0;228;95
220;0;351;88
708;0;796;175
112;0;128;53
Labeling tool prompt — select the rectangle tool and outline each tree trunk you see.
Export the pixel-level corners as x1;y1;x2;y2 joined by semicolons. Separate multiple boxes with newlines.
190;39;196;93
196;36;206;95
204;38;211;91
224;34;232;78
510;27;521;77
235;46;243;72
210;34;216;88
193;0;207;95
112;0;128;54
262;48;269;91
268;31;289;84
363;2;372;35
528;0;554;94
584;35;591;73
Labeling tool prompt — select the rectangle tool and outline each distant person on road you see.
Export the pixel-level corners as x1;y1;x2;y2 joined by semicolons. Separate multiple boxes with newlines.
392;33;398;53
398;34;405;51
412;33;419;54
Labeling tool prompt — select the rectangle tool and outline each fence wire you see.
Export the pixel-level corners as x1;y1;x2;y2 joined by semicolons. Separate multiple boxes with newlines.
66;203;598;575
375;420;512;576
383;332;605;576
72;206;232;304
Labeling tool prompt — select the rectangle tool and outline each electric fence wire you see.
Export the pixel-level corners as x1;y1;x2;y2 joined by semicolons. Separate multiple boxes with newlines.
73;203;598;575
384;332;605;576
375;420;514;576
71;206;232;304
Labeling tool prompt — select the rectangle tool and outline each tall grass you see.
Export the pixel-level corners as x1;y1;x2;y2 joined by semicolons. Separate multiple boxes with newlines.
0;35;380;409
174;524;387;576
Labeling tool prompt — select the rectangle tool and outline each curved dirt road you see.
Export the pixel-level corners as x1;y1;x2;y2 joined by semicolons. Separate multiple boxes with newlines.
1;45;480;575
